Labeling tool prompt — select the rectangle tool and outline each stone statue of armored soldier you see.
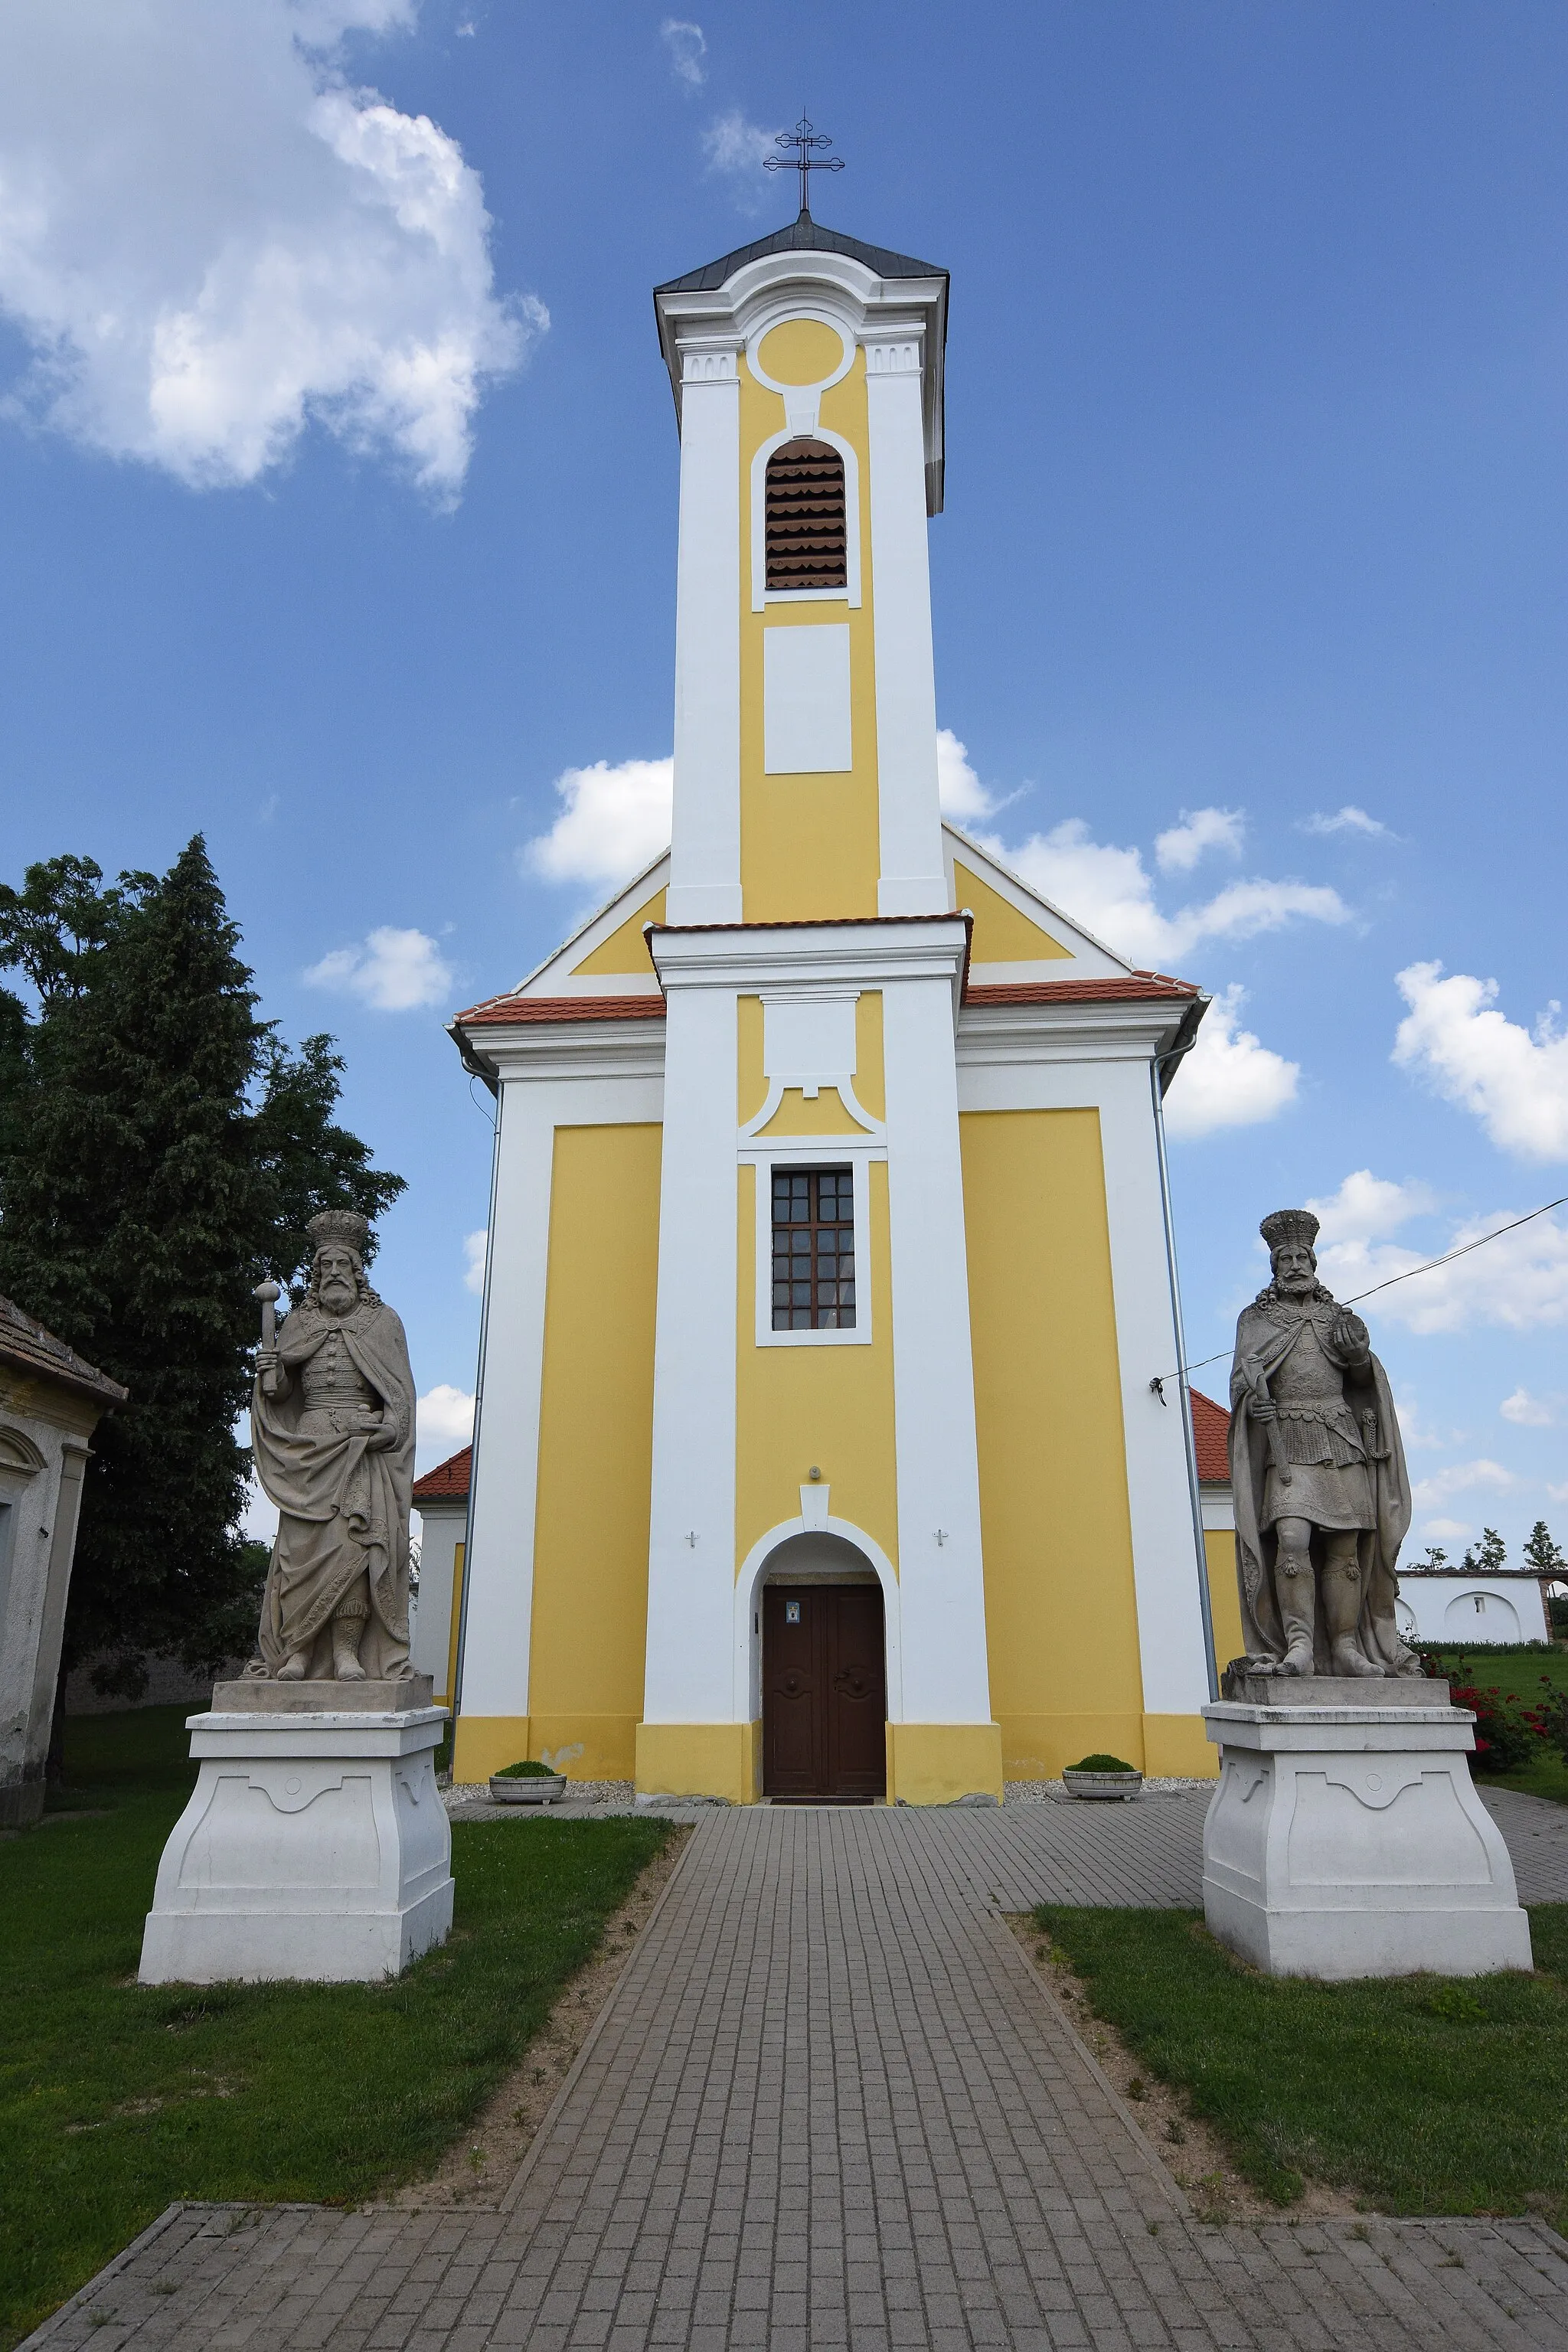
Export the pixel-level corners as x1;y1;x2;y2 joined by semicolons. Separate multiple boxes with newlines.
1227;1207;1419;1681
245;1210;416;1683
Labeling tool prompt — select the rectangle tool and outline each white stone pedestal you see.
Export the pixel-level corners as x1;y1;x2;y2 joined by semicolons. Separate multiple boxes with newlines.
139;1678;453;1984
1202;1677;1532;1981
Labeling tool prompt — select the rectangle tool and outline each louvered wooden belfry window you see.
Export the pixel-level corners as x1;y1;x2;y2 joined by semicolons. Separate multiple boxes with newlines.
764;438;848;593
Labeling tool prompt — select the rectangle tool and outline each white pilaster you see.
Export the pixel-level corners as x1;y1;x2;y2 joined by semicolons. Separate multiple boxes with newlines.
881;962;994;1721
668;345;743;927
642;985;740;1721
866;340;947;919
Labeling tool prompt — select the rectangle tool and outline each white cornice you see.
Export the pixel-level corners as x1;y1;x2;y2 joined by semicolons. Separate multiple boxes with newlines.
649;918;969;1004
956;997;1196;1068
456;1018;666;1089
655;252;946;488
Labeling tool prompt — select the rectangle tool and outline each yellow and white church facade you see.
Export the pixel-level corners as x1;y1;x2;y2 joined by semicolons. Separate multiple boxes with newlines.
444;212;1223;1802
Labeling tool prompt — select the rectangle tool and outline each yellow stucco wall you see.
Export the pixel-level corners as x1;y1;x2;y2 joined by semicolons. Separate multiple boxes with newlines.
733;1158;899;1573
960;1107;1150;1776
954;862;1071;962
738;339;880;922
570;887;666;976
524;1122;662;1778
1204;1521;1244;1671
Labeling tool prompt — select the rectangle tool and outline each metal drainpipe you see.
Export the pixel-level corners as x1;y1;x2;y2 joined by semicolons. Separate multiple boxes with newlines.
1151;1039;1220;1704
450;1073;505;1727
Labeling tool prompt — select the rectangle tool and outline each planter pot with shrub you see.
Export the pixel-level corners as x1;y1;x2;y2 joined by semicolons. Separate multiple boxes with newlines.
1061;1753;1143;1802
490;1759;569;1805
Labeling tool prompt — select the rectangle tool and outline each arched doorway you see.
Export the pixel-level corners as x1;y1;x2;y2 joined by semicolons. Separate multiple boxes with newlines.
761;1532;887;1802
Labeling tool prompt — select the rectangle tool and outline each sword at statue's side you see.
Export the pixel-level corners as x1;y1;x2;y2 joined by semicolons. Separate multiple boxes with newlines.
1250;1365;1292;1494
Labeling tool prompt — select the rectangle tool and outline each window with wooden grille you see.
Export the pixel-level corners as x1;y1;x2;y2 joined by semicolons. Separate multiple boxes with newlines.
764;438;848;593
772;1166;855;1331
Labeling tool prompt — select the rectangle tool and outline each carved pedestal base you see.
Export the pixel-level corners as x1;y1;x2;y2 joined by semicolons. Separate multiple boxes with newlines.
139;1678;452;1984
1201;1677;1532;1981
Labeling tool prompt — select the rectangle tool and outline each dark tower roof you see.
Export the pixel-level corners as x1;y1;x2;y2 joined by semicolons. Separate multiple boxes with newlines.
655;214;947;296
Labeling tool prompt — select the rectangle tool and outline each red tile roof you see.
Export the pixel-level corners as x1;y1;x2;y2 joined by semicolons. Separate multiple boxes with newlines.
1190;1388;1230;1484
456;992;665;1027
965;975;1200;1008
412;1443;471;1502
0;1294;127;1408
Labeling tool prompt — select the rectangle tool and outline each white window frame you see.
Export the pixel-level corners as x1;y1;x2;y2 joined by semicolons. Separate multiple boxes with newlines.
742;1138;882;1349
750;426;862;612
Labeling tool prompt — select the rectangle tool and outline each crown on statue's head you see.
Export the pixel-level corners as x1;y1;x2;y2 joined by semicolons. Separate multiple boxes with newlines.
307;1208;369;1257
1259;1207;1319;1257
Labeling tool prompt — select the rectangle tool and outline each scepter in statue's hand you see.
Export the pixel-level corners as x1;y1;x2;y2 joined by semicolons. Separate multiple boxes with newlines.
253;1279;282;1399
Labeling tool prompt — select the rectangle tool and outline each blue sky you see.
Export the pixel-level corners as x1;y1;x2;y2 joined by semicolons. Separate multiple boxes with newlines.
2;0;1565;1560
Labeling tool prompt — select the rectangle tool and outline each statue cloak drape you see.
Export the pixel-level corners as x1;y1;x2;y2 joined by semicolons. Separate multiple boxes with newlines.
249;1298;416;1679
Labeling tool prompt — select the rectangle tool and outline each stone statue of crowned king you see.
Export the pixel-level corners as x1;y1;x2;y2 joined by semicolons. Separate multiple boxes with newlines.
1227;1207;1419;1681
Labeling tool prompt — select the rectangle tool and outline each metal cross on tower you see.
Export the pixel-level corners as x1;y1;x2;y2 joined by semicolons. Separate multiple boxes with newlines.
764;113;844;216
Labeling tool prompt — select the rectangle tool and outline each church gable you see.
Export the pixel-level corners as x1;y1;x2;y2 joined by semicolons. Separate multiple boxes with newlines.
514;854;669;1000
942;824;1130;980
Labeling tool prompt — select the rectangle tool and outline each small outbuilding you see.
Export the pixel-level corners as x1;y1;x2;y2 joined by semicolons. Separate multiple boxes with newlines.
0;1295;126;1825
411;1443;470;1710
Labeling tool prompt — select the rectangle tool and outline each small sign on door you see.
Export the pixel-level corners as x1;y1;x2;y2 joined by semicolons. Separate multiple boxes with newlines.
785;1599;801;1624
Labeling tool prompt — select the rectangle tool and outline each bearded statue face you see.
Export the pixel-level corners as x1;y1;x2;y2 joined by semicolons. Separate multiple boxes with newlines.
1272;1240;1318;1298
314;1244;361;1318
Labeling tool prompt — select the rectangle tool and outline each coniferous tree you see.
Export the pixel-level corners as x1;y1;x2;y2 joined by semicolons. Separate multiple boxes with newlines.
0;838;404;1696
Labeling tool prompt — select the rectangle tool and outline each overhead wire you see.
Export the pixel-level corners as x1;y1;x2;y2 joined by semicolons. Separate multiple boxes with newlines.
1150;1191;1568;1399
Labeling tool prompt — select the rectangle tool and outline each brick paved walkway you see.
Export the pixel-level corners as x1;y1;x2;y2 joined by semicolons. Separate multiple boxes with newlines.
27;1808;1568;2352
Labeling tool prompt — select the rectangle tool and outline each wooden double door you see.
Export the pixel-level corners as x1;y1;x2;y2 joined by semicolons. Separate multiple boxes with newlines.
762;1583;887;1802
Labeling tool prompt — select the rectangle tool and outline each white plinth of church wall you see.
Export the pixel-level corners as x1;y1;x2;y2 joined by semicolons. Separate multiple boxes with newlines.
642;985;740;1728
880;956;994;1729
867;341;947;918
139;1687;452;1984
1201;1690;1532;1981
668;345;743;927
956;1026;1215;1772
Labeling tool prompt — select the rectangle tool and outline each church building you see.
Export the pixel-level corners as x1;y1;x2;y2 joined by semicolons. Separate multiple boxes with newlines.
443;207;1224;1802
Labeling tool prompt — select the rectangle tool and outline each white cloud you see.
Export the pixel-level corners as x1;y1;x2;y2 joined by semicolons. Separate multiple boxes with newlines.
660;18;707;86
463;1229;487;1295
1305;1168;1437;1245
1421;1517;1474;1543
703;109;778;201
524;754;673;892
305;924;453;1011
1393;962;1568;1161
1549;1482;1568;1504
1302;805;1393;840
416;1380;474;1466
1412;1459;1516;1511
0;0;538;497
985;816;1349;971
1162;985;1298;1138
1154;806;1244;874
1501;1387;1555;1427
1314;1199;1568;1336
936;728;998;822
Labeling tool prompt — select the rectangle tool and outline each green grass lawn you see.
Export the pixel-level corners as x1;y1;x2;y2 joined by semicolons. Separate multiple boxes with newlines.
1;1706;671;2350
1038;1902;1568;2225
1424;1645;1568;1805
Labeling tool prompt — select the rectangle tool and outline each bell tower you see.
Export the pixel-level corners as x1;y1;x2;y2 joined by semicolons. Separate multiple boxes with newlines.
653;211;950;926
